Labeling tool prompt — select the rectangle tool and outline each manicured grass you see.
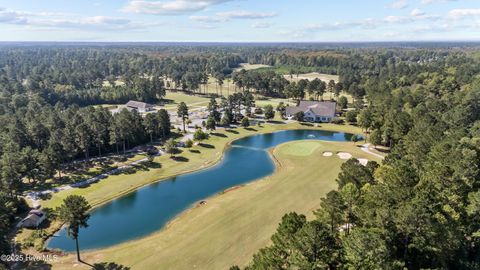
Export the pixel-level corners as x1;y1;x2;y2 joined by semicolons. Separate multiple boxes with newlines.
279;141;321;156
162;91;211;108
254;98;295;108
50;137;381;270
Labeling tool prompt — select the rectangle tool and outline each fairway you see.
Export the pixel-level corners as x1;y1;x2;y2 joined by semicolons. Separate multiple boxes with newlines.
162;91;210;108
51;139;380;270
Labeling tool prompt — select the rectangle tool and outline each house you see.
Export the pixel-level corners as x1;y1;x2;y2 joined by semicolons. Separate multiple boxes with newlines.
125;100;154;113
18;209;46;228
285;101;336;122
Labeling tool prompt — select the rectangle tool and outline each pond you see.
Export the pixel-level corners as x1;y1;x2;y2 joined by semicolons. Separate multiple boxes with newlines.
48;129;354;251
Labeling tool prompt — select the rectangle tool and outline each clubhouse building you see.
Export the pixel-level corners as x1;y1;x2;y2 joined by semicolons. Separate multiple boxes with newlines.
285;101;336;122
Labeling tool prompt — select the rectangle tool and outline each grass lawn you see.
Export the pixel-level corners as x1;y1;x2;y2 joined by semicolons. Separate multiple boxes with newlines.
280;141;322;156
254;98;296;108
161;91;211;108
50;136;381;270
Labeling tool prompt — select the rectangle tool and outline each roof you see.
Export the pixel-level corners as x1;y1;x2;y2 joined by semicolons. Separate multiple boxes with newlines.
285;101;336;117
125;100;153;110
23;210;45;223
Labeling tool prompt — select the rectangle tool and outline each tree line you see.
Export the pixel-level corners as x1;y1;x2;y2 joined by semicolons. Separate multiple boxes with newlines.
236;51;480;270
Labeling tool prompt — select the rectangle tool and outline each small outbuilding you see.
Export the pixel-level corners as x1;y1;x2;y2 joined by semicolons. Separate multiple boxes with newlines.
18;209;46;228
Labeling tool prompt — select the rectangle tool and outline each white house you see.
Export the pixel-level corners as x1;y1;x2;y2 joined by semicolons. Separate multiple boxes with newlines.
285;101;336;122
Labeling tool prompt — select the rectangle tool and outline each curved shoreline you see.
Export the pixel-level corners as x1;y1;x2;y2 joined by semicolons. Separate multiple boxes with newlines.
51;139;290;253
43;124;362;251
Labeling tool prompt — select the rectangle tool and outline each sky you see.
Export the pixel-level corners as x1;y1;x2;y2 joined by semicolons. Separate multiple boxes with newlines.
0;0;479;42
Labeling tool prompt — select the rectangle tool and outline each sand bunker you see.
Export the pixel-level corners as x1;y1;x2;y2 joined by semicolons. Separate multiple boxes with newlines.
322;151;333;157
337;152;352;160
357;158;369;166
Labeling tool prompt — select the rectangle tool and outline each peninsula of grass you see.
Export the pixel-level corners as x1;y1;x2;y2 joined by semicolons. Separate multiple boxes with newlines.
50;138;381;269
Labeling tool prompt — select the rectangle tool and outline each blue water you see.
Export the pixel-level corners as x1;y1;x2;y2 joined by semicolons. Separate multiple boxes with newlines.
48;129;353;251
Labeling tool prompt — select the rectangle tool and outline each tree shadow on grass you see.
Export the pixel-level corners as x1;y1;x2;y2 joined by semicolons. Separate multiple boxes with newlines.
225;129;239;134
144;161;162;169
300;122;314;126
171;156;189;162
210;132;227;137
189;149;201;154
199;143;215;149
92;261;131;270
244;127;257;132
267;120;285;124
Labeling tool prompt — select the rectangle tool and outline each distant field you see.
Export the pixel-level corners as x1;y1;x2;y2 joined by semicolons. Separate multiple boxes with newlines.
160;91;211;110
234;63;271;71
285;72;339;83
102;80;125;87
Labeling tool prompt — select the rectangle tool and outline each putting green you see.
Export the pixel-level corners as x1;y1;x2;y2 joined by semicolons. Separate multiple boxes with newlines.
279;141;322;156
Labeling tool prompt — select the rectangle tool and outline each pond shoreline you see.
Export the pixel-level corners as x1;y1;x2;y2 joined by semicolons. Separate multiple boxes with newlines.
43;124;361;252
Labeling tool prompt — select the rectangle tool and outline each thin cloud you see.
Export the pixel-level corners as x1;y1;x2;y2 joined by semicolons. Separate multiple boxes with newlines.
216;10;276;19
122;0;234;15
387;0;408;9
411;8;425;17
448;9;480;19
0;8;160;31
189;15;226;23
251;21;273;28
190;10;277;23
421;0;458;4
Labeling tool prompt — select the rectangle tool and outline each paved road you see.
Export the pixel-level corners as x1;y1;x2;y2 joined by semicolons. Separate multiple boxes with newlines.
25;149;165;208
360;143;385;159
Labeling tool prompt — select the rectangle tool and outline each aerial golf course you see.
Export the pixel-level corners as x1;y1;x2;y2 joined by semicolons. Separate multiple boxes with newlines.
46;122;382;270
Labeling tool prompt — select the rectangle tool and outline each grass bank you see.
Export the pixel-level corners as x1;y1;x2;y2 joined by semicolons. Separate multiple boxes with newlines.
50;136;380;269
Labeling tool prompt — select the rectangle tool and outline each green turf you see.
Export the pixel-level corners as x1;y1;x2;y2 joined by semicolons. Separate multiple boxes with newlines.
48;128;381;270
280;141;321;156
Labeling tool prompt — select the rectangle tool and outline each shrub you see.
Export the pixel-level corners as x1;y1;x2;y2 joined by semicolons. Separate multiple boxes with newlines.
254;107;263;114
331;117;345;124
293;111;305;121
241;117;250;128
345;110;358;123
338;96;348;109
194;128;208;141
185;139;193;148
264;105;275;121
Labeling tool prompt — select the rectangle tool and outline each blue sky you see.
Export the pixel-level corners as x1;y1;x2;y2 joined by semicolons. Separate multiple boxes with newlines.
0;0;479;41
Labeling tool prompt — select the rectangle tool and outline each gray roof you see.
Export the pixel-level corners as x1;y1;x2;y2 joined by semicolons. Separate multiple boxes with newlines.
285;101;336;117
125;100;153;110
21;210;45;224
